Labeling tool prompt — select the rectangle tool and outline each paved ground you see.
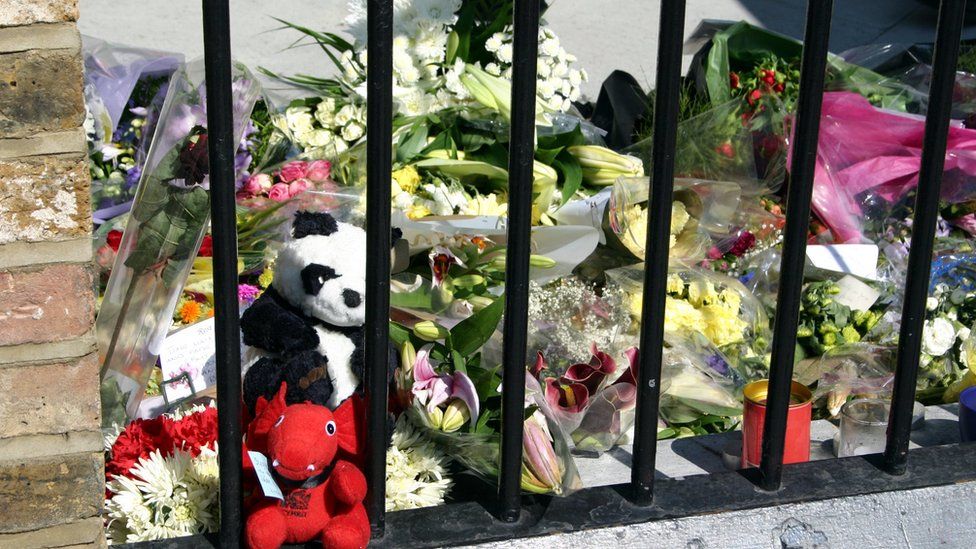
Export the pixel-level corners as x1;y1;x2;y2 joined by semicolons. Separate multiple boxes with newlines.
79;0;976;99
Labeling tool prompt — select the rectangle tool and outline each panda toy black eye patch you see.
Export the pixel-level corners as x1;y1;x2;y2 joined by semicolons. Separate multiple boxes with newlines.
301;264;340;295
292;211;339;239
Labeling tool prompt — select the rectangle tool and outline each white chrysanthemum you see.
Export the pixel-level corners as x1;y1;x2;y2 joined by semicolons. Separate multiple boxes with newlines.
386;416;452;511
485;33;504;53
443;58;469;99
106;447;220;543
424;182;468;215
485;62;503;76
496;43;514;64
540;37;561;57
922;317;957;357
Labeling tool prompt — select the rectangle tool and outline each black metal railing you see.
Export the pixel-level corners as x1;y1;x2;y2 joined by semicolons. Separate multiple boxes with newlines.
194;0;975;547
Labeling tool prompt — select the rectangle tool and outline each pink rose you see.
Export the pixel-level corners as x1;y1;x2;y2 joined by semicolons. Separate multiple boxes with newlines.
244;173;273;195
268;183;291;202
288;179;311;198
304;160;332;183
278;161;308;183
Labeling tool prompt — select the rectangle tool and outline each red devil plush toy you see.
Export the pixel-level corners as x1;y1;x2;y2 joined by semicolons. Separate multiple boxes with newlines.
245;383;369;549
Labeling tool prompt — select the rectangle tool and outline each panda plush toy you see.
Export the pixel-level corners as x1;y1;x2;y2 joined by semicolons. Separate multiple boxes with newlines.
241;211;399;413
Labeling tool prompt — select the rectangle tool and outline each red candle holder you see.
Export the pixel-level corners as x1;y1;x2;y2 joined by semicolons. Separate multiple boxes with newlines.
741;380;813;468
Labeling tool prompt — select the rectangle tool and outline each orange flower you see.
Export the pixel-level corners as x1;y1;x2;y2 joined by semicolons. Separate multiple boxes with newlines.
180;301;202;324
206;308;215;318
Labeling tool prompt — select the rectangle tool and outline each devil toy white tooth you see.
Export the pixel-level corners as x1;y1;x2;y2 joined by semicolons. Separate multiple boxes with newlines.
307;464;315;471
272;459;279;468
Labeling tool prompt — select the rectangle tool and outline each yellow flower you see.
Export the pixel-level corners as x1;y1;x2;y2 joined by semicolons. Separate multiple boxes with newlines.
664;296;707;334
700;304;747;347
392;166;421;194
407;203;432;220
258;267;274;289
671;201;690;235
462;193;508;216
666;274;685;295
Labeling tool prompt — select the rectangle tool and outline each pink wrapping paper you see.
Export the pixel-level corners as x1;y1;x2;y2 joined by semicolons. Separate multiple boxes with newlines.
806;92;976;242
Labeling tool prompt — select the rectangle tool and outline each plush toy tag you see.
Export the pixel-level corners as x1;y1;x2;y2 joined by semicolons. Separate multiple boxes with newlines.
248;451;284;500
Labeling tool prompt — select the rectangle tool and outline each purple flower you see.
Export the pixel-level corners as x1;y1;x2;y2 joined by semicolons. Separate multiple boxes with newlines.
124;166;142;189
706;354;730;375
238;284;260;305
412;345;480;431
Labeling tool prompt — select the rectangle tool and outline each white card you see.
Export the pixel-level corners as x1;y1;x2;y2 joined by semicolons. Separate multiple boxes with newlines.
833;275;881;312
247;451;284;500
806;244;879;280
159;318;217;402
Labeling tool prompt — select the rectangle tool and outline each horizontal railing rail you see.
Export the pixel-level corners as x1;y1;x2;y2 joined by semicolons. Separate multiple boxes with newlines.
188;0;976;547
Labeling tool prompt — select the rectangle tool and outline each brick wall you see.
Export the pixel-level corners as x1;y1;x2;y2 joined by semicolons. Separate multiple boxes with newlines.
0;1;105;547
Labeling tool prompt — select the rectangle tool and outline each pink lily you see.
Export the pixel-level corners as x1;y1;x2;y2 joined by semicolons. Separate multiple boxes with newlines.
428;246;464;288
411;345;480;427
544;378;589;414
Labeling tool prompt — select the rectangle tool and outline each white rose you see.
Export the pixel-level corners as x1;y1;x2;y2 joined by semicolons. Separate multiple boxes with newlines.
922;317;956;357
552;61;568;78
285;107;314;135
342;122;365;142
305;129;334;148
958;326;971;342
334;104;357;126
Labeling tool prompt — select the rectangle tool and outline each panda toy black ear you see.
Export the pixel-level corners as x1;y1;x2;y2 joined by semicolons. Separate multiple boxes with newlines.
391;227;402;249
293;211;339;239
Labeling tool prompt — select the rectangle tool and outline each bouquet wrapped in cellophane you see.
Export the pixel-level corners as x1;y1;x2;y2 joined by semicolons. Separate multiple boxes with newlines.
97;59;261;426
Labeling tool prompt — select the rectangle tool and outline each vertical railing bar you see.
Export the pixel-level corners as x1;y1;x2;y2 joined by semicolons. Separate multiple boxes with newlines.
365;0;394;536
883;0;967;475
759;0;833;492
630;0;686;506
498;0;541;523
201;0;242;546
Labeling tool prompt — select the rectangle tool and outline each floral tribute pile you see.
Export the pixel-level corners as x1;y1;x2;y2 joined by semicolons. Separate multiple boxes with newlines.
85;2;976;542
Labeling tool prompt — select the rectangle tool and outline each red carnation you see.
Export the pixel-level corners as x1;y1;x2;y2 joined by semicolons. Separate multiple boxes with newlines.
169;407;219;455
729;231;757;257
761;69;776;86
773;82;785;94
198;235;213;257
106;416;176;480
106;230;124;252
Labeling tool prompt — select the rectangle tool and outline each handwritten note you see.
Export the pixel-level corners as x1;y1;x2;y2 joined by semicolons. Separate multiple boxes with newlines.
247;451;284;500
159;318;217;403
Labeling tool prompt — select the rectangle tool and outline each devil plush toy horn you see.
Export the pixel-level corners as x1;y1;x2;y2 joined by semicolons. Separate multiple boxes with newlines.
244;383;369;549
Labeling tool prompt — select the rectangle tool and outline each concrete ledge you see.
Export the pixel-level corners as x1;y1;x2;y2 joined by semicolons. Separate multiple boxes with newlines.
0;22;79;53
0;430;102;462
0;238;93;270
0;129;86;159
469;481;976;548
0;517;104;549
0;331;96;364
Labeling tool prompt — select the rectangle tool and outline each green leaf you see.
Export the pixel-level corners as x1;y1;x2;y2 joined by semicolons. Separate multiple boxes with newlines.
553;153;583;206
451;350;466;374
414;158;508;183
450;295;504;357
389;322;412;348
396;123;430;164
